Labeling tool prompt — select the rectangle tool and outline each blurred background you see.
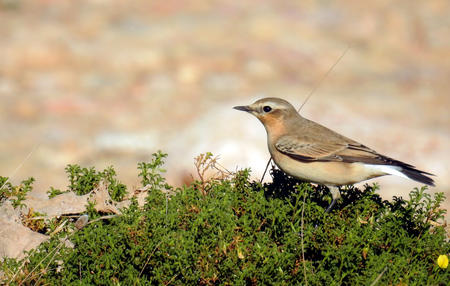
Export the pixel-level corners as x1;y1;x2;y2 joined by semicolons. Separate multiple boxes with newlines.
0;0;449;215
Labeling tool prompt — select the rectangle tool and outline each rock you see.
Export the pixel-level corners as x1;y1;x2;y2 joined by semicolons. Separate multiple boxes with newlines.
0;182;152;260
24;192;90;218
0;201;49;260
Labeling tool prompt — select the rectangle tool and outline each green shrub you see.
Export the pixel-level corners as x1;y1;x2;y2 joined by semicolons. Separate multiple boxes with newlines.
0;176;34;208
65;164;127;201
1;152;449;285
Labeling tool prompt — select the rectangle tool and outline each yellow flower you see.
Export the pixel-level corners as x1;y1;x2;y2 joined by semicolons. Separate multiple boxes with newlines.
437;254;448;269
237;249;244;260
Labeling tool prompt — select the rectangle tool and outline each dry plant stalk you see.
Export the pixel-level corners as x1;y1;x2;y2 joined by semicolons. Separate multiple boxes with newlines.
21;208;45;233
194;152;232;196
88;180;121;215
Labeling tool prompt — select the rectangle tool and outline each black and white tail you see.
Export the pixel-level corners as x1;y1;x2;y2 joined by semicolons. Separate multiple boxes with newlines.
396;165;435;186
370;162;435;186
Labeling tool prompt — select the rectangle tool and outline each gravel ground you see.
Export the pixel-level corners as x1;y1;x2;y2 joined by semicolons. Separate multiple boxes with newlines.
1;0;449;217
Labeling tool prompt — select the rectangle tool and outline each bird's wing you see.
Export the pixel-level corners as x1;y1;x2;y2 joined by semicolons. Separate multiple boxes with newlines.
274;135;406;166
274;135;347;162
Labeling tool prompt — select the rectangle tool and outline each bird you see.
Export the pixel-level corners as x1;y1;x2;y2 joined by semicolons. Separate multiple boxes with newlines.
233;97;435;212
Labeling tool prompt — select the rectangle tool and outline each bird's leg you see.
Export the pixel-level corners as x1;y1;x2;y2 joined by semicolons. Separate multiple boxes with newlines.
325;185;341;213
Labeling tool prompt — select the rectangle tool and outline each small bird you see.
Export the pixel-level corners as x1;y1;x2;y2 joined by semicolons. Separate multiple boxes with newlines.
234;97;434;211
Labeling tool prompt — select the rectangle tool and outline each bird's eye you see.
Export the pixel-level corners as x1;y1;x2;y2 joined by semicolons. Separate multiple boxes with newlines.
263;106;272;113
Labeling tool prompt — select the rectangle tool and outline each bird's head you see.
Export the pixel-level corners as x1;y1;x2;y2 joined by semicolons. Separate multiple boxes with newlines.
233;97;299;128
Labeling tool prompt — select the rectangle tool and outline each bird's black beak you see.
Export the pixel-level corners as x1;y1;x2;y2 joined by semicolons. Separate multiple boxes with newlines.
233;105;252;112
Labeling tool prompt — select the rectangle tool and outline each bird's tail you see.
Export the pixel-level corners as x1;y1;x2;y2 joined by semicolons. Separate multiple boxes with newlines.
378;164;435;187
399;166;435;186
